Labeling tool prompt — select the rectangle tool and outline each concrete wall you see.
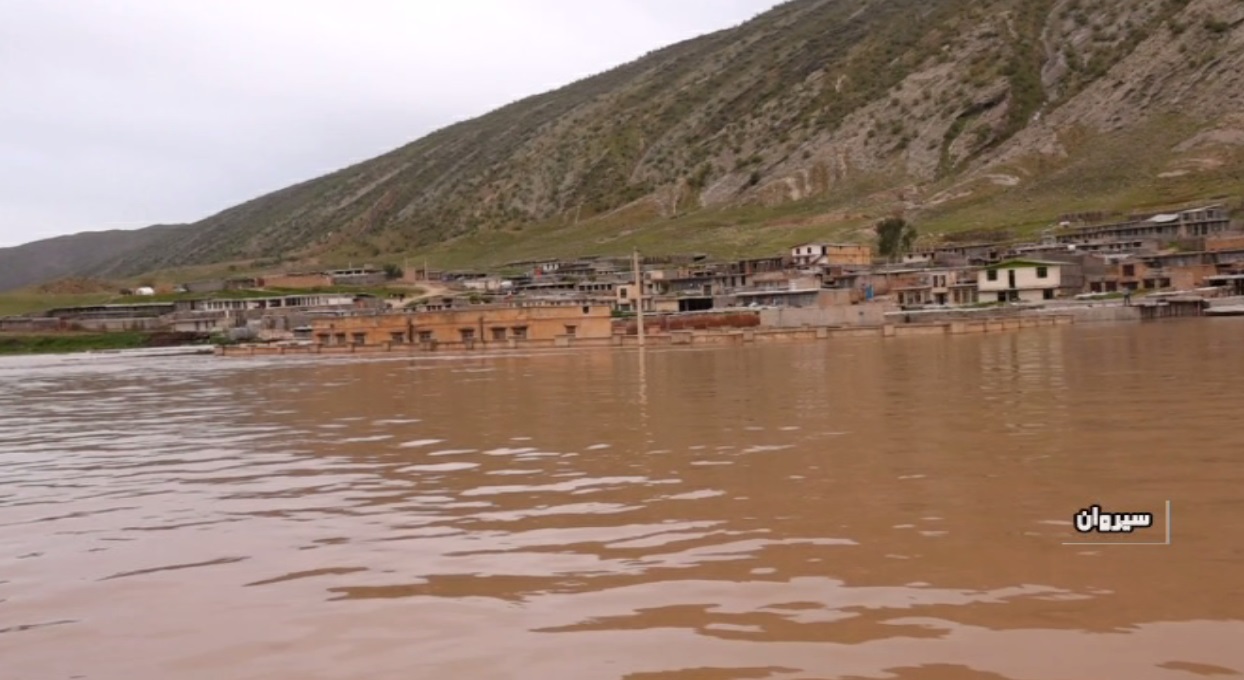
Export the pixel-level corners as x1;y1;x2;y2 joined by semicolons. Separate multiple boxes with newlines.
1170;264;1217;291
197;294;357;312
168;317;224;333
0;318;63;332
1206;235;1244;252
69;318;166;332
616;311;761;335
330;273;387;287
1041;305;1141;323
183;279;226;294
759;302;898;328
221;315;1075;358
263;274;334;289
793;244;873;266
826;244;872;266
1206;295;1244;308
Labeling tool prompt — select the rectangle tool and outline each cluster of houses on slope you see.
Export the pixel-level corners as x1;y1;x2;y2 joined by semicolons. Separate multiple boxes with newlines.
424;204;1240;310
6;203;1242;340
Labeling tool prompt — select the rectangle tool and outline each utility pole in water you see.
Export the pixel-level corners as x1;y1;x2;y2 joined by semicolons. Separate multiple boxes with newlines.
632;248;645;347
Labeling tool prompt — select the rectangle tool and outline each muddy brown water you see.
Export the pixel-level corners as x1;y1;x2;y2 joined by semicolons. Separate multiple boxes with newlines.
2;320;1242;679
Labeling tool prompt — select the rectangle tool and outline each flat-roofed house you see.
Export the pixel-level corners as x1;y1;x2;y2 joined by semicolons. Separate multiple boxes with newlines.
310;304;614;348
978;259;1062;303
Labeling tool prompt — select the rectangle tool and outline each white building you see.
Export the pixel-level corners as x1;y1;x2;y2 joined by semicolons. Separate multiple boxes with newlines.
461;276;509;293
977;259;1062;303
193;293;359;312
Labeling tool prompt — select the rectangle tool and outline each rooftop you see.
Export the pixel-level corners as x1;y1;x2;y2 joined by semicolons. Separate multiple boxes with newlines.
982;258;1066;270
735;288;824;297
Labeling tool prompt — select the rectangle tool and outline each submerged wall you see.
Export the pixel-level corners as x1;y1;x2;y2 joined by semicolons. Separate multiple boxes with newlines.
759;302;898;328
219;315;1076;358
1041;305;1142;323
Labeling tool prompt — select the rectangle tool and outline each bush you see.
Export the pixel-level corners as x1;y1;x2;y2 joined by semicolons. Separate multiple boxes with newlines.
1204;18;1230;34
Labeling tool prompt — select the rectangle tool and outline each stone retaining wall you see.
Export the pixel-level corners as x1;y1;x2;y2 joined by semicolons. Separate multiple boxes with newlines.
218;315;1075;357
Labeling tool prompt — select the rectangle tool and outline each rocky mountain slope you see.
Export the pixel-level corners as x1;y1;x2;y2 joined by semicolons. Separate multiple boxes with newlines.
0;225;188;292
5;0;1244;291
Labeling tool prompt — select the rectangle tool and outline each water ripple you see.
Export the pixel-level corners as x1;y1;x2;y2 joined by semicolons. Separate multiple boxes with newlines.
2;329;1244;679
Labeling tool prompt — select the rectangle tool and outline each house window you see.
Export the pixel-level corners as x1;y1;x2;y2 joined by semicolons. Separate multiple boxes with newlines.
564;325;577;337
390;332;405;343
997;292;1006;302
351;333;366;345
512;326;528;339
491;327;507;341
987;270;998;281
334;333;346;345
619;288;628;299
316;333;330;344
1036;267;1048;279
417;330;433;343
1122;265;1135;277
459;328;475;342
582;305;590;314
1043;289;1054;300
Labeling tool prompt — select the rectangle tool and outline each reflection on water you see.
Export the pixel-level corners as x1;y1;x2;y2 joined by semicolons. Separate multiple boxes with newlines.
2;322;1244;680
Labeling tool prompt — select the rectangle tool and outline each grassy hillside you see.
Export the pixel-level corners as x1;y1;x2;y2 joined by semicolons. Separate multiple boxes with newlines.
0;224;189;292
4;0;1244;289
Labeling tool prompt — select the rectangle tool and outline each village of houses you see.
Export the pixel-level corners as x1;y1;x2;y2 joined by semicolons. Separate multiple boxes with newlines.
7;202;1244;354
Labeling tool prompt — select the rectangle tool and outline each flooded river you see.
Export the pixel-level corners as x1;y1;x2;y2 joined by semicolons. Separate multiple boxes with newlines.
2;320;1243;679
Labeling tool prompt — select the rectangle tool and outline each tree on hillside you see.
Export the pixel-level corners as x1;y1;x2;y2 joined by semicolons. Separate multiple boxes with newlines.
383;264;404;280
875;217;917;261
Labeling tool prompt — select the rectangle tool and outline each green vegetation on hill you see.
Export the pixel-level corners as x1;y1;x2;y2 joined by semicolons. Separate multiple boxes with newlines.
0;225;189;293
1;0;1242;289
0;293;117;317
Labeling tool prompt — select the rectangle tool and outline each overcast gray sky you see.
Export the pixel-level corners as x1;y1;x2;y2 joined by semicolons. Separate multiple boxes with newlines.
0;0;780;248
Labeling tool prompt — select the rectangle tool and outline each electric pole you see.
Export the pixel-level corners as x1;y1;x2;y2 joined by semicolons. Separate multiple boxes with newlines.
632;248;645;347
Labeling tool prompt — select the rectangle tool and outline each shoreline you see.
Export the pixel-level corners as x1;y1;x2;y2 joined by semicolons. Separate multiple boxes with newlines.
0;331;213;357
216;314;1078;358
8;302;1225;359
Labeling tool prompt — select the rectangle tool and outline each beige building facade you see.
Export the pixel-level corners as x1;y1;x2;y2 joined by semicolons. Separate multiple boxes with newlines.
310;305;614;347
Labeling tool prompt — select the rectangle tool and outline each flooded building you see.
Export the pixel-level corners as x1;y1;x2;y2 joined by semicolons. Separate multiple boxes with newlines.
309;304;614;347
